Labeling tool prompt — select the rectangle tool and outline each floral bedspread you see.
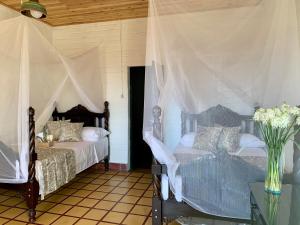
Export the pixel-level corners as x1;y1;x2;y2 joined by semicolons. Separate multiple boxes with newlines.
36;147;76;199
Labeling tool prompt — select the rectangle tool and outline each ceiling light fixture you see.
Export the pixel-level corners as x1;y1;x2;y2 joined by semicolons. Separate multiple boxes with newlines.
20;0;47;19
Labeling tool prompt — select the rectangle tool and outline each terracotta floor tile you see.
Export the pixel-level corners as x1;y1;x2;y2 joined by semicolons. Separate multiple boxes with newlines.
122;214;146;225
137;197;152;206
0;169;154;224
65;206;89;217
88;191;107;200
77;198;99;208
124;177;139;182
112;203;134;213
78;177;94;183
75;218;98;225
0;205;9;213
119;181;135;188
35;213;60;225
1;197;23;207
45;194;67;203
58;188;77;195
102;211;126;224
48;204;72;214
36;201;56;211
104;180;121;186
0;208;25;219
110;175;126;181
94;200;116;210
111;187;129;194
97;185;115;193
6;221;27;225
103;193;123;202
131;205;152;216
133;183;150;190
73;190;93;198
0;195;10;203
62;196;83;205
91;179;108;185
127;189;145;197
52;215;79;225
0;218;9;224
15;211;43;222
138;178;153;184
120;195;139;204
143;191;153;198
83;209;107;220
145;217;152;225
83;184;99;191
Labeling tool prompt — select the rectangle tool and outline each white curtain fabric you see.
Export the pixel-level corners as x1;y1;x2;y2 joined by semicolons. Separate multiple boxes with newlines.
0;16;104;183
144;0;300;220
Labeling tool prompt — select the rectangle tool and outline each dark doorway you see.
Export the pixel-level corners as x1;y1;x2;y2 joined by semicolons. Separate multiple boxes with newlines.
129;66;152;170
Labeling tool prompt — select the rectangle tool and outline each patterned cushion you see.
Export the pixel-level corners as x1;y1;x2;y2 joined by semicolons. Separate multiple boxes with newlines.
193;126;223;152
58;123;84;142
46;120;70;141
217;126;241;153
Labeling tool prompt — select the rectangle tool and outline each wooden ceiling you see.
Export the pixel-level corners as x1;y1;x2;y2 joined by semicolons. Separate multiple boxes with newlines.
0;0;149;26
0;0;260;27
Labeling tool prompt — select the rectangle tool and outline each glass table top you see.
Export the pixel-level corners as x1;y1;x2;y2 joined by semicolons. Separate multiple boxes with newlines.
249;183;300;225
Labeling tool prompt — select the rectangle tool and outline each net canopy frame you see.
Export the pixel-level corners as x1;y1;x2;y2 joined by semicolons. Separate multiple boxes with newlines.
144;0;300;224
0;15;107;222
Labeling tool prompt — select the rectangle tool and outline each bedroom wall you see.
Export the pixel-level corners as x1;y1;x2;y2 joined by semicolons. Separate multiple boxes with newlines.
53;19;147;165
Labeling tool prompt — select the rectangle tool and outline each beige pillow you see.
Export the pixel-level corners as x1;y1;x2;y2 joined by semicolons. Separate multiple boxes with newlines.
218;126;241;153
58;123;84;142
46;120;70;141
193;126;223;152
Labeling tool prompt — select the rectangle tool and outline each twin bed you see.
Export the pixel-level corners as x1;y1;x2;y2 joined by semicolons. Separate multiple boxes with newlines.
150;105;267;225
21;102;110;222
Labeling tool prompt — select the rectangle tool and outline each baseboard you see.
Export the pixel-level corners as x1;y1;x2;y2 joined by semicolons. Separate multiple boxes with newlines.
98;162;128;171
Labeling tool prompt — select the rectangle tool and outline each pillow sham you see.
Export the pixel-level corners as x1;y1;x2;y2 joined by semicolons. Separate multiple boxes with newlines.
179;132;196;148
46;120;70;141
81;127;110;142
217;126;241;153
193;127;223;152
239;133;265;148
58;123;84;142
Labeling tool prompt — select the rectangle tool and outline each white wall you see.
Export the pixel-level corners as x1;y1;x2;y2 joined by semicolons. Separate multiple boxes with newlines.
53;19;147;165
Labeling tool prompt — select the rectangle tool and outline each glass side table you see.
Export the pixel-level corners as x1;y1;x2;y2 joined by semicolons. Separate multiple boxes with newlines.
249;183;300;225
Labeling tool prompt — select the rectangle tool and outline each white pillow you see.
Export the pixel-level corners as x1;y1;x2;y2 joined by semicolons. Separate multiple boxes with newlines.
81;127;110;142
239;133;265;148
179;132;196;148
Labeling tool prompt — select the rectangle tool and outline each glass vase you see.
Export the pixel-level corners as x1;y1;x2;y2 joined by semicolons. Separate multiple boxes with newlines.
265;146;283;195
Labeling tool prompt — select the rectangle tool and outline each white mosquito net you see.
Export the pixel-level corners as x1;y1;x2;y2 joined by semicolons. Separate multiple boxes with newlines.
144;0;300;221
0;16;104;184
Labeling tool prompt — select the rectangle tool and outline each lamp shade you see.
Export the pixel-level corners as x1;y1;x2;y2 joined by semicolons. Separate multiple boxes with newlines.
21;0;47;19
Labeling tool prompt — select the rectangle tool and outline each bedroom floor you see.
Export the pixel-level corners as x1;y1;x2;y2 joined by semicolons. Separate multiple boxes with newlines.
0;167;180;225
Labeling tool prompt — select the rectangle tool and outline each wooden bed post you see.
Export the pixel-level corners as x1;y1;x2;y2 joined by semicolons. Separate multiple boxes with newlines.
152;106;163;225
26;107;39;223
104;101;110;171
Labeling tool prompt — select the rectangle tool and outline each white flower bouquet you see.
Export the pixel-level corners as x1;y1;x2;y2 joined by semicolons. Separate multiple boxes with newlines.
254;103;300;194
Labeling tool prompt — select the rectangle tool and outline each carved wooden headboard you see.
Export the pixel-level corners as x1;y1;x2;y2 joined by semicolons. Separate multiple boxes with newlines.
52;102;109;130
181;104;257;136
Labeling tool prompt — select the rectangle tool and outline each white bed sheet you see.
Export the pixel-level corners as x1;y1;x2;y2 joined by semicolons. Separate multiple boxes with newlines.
53;137;108;174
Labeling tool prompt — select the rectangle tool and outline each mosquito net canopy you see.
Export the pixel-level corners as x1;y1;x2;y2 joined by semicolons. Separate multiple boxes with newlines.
0;16;104;184
144;0;300;221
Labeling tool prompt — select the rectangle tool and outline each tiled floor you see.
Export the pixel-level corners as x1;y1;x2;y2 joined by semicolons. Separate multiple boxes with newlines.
0;167;179;225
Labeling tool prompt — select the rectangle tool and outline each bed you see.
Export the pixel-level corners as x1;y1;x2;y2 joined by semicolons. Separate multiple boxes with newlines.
24;102;110;222
151;105;266;225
